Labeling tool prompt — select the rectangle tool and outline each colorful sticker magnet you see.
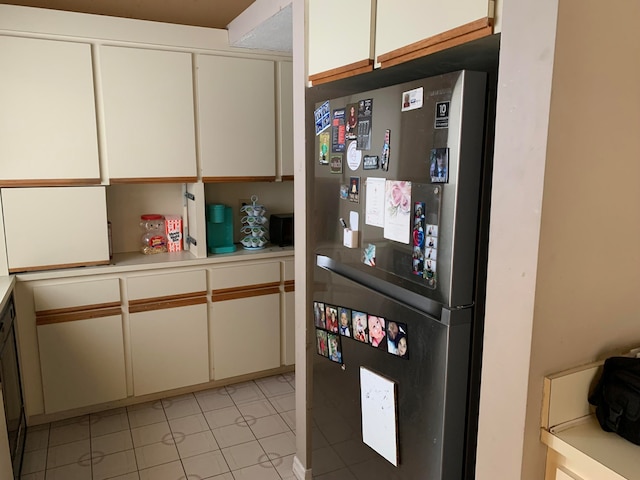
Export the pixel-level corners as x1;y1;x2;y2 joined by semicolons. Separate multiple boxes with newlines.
345;103;358;140
340;184;349;200
314;100;331;135
363;244;376;267
381;130;390;171
327;332;342;363
332;108;346;152
351;311;369;343
386;321;408;359
401;87;423;112
318;132;330;165
429;148;449;183
435;101;450;129
363;155;379;170
349;177;360;203
316;329;328;357
330;154;343;174
357;99;373;150
338;308;352;337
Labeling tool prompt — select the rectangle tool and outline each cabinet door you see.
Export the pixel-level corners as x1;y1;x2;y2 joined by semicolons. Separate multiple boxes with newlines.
308;0;375;80
375;0;493;66
197;55;276;181
0;36;100;185
38;315;126;414
210;293;281;380
99;46;197;182
130;304;209;396
277;61;294;180
1;187;109;273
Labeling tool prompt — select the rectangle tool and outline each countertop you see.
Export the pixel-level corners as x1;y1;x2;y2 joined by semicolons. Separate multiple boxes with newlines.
0;276;15;310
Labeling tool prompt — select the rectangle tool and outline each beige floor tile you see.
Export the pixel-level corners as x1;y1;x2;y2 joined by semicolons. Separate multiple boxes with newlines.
49;422;90;447
249;414;290;439
258;431;296;460
255;375;295;397
221;439;267;470
19;472;46;480
268;392;296;413
91;430;133;457
109;473;140;480
203;406;243;429
174;430;219;459
212;422;256;449
182;450;230;478
43;462;91;480
237;399;277;420
46;438;90;469
280;410;296;432
231;461;282;480
225;382;266;405
271;453;296;479
168;412;210;436
90;412;130;438
21;448;47;475
127;404;166;429
131;421;172;447
161;395;201;420
138;460;185;480
24;428;49;452
194;388;235;412
91;449;138;480
134;441;179;469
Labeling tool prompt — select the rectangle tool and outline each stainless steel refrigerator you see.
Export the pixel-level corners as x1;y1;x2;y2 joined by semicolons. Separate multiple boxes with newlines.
311;70;490;479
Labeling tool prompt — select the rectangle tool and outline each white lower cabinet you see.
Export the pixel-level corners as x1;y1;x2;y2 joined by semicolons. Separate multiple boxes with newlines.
130;303;209;396
38;314;126;414
210;293;281;380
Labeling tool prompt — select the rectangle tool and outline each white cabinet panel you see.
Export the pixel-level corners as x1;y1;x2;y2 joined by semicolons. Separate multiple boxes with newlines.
130;304;209;396
99;46;197;180
197;55;276;179
0;36;99;183
33;278;120;312
308;0;374;77
283;290;295;366
210;293;281;380
1;187;109;272
37;315;126;413
127;270;206;301
277;61;294;178
375;0;491;61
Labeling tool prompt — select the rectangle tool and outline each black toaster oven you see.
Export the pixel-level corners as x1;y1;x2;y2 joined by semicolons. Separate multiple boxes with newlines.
270;213;294;247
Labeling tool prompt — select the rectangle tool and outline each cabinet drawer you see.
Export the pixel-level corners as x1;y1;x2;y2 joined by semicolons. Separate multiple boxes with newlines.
283;258;295;282
33;278;120;314
127;270;206;302
210;262;280;291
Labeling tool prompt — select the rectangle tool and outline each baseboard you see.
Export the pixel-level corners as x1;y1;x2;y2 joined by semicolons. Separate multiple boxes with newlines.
293;455;312;480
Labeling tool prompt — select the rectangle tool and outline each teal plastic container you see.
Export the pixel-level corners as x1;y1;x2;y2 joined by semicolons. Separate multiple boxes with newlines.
206;204;236;254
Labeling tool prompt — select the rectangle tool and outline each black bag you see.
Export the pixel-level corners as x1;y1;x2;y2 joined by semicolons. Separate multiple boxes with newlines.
588;356;640;445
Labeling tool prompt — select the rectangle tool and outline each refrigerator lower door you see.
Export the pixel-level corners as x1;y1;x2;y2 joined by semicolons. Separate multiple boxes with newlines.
312;262;472;479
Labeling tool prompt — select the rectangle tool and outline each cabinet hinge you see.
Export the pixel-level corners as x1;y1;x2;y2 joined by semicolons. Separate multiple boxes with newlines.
186;235;197;247
184;192;195;202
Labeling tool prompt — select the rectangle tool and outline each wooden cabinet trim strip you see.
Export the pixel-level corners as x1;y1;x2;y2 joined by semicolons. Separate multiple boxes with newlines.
211;282;281;302
9;260;110;274
203;176;277;183
110;177;198;184
284;280;295;293
36;306;122;326
0;178;101;187
129;296;207;314
280;175;294;182
378;17;494;68
309;60;374;86
128;291;208;307
36;301;121;317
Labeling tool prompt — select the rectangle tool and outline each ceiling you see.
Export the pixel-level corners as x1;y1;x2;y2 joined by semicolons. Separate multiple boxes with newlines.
0;0;257;29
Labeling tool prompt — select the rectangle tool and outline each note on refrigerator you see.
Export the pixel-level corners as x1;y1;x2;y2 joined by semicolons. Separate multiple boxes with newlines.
365;177;386;227
383;180;411;244
360;367;398;466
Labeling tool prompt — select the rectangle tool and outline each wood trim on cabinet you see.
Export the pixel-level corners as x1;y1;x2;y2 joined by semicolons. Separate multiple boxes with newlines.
378;17;494;69
284;280;295;293
36;301;121;317
203;176;277;183
0;178;101;187
280;175;294;182
129;296;207;314
36;306;122;326
211;282;281;302
8;260;110;274
309;59;374;86
109;177;198;184
128;291;208;307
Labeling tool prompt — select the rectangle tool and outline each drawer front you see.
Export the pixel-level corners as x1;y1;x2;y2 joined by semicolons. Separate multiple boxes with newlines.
127;270;206;301
210;262;280;291
33;278;120;313
283;258;294;282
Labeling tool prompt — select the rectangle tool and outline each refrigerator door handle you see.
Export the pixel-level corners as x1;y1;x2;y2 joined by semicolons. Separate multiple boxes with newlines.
316;254;444;320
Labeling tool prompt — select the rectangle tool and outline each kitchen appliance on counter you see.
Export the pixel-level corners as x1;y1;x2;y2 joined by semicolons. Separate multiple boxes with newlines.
270;213;294;247
240;195;268;250
311;70;491;479
206;204;236;254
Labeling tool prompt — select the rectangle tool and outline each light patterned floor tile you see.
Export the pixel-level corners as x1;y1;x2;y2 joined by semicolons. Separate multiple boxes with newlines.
225;382;266;405
271;453;296;479
24;428;49;452
280;410;296;432
21;448;47;475
131;421;172;447
43;461;91;480
91;429;134;457
220;440;266;470
50;415;90;428
19;470;45;480
237;399;277;420
194;388;235;412
203;406;243;429
268;392;296;413
231;461;282;480
258;431;296;460
127;403;166;429
138;460;186;480
168;412;210;436
174;430;219;459
46;438;90;469
211;422;255;449
134;441;179;469
109;473;140;480
182;450;230;478
249;414;290;439
161;395;201;420
91;449;138;480
49;422;90;447
255;375;295;397
91;412;130;438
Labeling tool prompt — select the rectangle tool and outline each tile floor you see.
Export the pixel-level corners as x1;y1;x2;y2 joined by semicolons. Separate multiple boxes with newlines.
20;373;296;480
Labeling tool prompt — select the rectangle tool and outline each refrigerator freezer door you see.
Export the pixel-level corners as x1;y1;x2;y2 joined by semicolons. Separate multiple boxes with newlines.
312;260;472;479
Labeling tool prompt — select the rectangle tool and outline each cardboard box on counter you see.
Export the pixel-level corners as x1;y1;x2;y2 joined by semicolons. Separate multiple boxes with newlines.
164;215;183;252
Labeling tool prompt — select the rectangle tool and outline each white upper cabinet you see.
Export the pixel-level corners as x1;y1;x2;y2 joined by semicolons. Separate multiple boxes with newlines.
308;0;375;80
0;36;100;185
197;55;276;181
375;0;494;66
277;61;294;179
99;46;197;182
